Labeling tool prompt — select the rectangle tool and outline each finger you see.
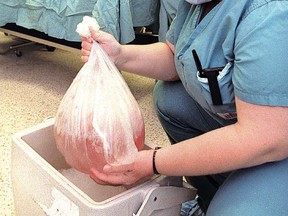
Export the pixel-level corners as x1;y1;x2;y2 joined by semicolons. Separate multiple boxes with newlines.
89;168;110;185
103;163;135;174
81;56;89;63
90;29;112;43
87;37;92;43
90;168;131;186
81;41;92;51
80;36;92;43
81;48;90;57
89;27;99;41
89;175;109;185
89;27;100;37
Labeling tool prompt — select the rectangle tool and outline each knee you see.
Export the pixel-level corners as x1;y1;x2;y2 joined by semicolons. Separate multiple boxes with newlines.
207;160;288;216
153;80;180;120
153;80;191;120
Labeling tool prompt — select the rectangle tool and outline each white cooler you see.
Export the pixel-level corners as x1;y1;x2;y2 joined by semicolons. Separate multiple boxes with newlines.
11;119;196;216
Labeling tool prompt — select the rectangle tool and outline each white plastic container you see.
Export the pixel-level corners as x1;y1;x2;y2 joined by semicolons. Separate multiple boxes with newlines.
11;119;196;216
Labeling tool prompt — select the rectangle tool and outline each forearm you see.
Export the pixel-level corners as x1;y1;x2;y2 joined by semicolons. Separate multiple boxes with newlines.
155;123;285;177
116;42;178;81
93;101;288;186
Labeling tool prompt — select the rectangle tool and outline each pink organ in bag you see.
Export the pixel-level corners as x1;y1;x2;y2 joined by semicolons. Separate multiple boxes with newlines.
54;39;145;176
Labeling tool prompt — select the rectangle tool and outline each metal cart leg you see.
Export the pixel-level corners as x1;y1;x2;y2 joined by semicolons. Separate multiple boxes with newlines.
0;34;56;57
0;36;36;57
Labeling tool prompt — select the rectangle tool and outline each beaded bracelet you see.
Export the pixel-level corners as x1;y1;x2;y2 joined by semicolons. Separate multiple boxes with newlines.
152;147;162;175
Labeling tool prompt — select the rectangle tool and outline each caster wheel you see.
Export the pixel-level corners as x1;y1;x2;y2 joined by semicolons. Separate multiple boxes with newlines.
46;45;56;52
15;50;22;57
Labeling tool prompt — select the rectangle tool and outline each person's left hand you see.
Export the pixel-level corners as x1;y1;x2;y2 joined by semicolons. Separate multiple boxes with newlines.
89;150;155;186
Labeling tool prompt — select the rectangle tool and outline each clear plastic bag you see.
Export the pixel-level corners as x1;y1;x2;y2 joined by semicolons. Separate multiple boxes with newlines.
54;24;145;175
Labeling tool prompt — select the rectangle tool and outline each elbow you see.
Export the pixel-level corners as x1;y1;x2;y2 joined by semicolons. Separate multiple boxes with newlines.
167;74;180;82
259;140;288;164
268;144;288;162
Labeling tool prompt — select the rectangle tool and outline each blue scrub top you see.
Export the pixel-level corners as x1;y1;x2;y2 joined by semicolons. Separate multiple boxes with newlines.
167;0;288;120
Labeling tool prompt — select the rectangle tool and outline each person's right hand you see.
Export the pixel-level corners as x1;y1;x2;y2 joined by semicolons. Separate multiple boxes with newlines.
81;28;122;64
90;149;155;186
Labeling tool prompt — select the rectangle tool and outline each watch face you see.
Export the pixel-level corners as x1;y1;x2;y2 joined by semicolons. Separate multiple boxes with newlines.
185;0;212;4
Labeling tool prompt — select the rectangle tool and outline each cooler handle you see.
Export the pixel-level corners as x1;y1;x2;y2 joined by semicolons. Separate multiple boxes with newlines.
133;185;196;216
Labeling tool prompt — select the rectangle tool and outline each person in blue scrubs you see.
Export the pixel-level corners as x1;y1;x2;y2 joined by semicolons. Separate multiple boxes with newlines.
158;0;180;42
81;0;288;215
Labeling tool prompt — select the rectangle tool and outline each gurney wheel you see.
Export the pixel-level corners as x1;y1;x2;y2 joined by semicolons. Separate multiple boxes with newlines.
46;45;56;52
15;50;22;57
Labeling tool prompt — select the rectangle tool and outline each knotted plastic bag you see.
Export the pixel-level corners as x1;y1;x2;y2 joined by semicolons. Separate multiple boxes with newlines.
54;16;145;175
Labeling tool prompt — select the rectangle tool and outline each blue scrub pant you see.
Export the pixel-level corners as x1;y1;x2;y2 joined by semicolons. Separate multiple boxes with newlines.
153;80;288;215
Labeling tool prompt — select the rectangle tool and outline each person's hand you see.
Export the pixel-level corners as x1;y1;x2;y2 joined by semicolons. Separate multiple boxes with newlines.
80;36;93;63
90;149;155;186
81;28;122;64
